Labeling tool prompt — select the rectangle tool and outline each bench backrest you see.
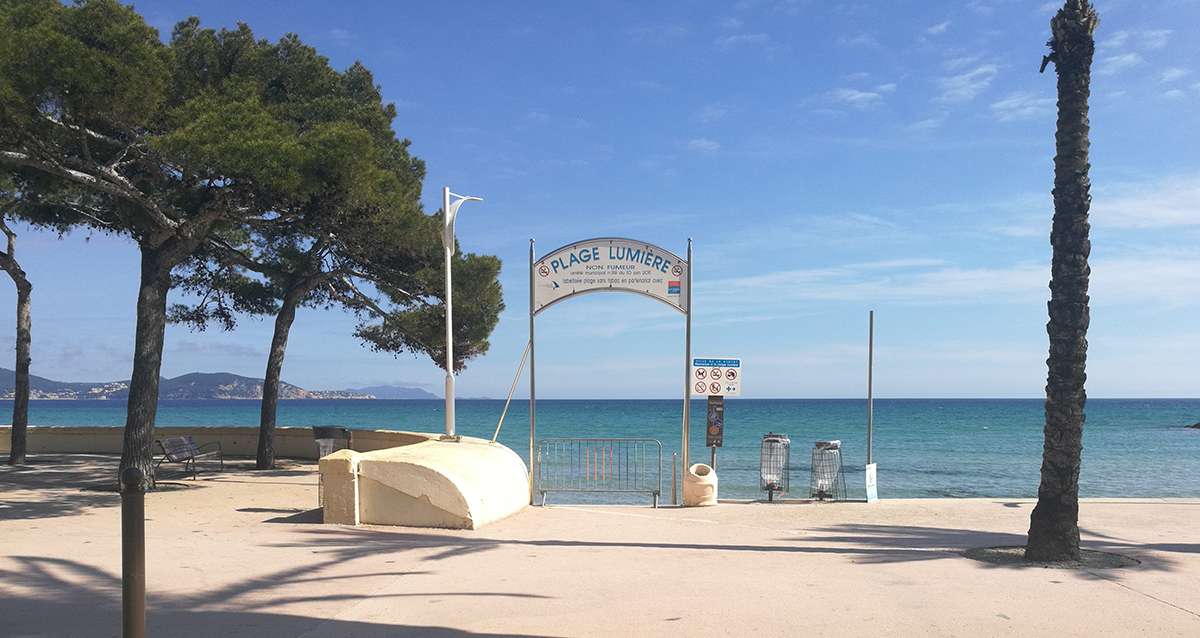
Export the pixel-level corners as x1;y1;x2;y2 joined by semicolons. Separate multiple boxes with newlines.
160;436;200;461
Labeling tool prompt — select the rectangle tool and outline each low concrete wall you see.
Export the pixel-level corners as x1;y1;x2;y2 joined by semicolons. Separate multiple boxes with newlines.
321;433;529;530
0;425;428;459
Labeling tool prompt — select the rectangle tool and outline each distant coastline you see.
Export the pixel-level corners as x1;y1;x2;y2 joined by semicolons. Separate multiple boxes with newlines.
0;368;437;401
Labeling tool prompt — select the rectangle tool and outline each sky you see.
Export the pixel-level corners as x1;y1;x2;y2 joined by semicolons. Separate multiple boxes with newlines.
4;0;1199;399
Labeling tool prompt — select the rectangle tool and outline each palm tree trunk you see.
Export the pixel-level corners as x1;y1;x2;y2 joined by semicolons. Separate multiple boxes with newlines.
1026;0;1099;562
118;248;174;491
256;286;307;469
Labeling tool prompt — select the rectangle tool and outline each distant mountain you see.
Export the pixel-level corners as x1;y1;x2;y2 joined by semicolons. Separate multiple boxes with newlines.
0;369;374;400
347;384;439;400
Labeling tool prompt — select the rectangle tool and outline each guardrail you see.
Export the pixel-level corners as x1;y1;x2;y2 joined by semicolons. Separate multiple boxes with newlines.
536;437;662;507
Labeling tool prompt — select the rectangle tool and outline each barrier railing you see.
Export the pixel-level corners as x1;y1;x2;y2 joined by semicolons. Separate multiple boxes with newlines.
536;437;661;507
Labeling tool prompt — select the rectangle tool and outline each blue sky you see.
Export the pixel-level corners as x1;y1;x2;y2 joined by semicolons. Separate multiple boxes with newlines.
5;0;1199;398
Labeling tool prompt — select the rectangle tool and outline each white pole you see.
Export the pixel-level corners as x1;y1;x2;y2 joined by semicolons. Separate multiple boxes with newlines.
866;309;874;465
680;239;693;503
529;239;537;504
439;186;482;440
443;186;455;439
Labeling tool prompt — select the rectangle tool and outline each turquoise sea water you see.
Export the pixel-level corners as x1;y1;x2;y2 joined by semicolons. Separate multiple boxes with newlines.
5;398;1198;500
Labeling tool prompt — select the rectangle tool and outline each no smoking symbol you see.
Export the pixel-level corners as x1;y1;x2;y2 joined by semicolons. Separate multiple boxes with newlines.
694;382;707;394
537;264;550;277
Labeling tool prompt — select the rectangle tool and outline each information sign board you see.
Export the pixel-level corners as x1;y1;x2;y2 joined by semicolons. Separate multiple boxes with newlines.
691;357;741;396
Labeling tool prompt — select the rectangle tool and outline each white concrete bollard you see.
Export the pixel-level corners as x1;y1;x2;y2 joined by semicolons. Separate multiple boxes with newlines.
683;463;718;507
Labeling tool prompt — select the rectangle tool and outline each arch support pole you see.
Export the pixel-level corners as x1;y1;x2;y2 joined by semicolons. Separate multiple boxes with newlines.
528;239;537;505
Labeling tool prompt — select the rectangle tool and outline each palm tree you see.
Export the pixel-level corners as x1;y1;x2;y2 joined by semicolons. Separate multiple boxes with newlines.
1026;0;1099;562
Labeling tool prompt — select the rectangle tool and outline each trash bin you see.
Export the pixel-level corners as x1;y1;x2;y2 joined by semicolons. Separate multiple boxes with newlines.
760;433;791;501
312;426;351;458
313;426;351;507
683;463;718;506
810;440;847;501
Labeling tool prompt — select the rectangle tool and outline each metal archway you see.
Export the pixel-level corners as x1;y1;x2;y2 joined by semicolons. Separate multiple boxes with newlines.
528;237;693;504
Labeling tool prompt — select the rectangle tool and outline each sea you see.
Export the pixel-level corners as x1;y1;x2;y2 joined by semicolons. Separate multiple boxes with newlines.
4;398;1198;501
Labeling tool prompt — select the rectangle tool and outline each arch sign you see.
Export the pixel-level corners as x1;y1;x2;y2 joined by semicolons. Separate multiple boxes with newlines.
533;238;689;314
528;236;693;504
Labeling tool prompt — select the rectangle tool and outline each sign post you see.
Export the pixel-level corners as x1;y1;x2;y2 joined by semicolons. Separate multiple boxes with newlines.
692;357;740;472
706;395;724;470
528;237;692;505
865;310;878;503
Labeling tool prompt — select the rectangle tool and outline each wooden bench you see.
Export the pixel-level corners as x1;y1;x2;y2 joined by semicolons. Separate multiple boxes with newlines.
153;436;223;484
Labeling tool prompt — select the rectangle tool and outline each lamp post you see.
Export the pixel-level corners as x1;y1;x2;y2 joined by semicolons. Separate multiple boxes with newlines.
442;186;482;440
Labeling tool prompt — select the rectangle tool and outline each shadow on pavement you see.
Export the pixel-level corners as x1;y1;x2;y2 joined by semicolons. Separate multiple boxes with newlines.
0;554;556;638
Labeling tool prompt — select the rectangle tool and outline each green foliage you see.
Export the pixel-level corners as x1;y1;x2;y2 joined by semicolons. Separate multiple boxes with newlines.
0;0;169;138
358;252;505;372
2;1;503;375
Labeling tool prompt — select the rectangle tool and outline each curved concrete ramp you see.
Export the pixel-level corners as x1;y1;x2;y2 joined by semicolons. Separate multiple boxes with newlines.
320;433;528;530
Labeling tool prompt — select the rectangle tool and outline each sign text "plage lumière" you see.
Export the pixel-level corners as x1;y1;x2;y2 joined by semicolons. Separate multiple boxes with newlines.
548;245;676;275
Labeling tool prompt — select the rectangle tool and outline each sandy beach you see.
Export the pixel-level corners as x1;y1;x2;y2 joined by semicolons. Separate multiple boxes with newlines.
2;454;1198;637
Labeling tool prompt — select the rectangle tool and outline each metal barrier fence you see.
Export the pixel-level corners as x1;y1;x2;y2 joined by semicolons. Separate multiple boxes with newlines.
536;438;662;507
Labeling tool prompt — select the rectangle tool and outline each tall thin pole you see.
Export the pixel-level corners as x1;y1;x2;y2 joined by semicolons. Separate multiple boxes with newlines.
443;186;455;439
121;467;146;638
680;238;693;501
528;239;537;504
866;309;874;465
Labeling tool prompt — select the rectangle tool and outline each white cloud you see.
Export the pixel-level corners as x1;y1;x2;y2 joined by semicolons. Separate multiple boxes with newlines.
1037;1;1058;14
715;32;773;49
836;33;879;47
1097;52;1143;76
937;64;999;103
1100;30;1130;50
826;88;884;109
1159;67;1190;83
1091;174;1200;229
696;103;730;123
329;28;353;45
843;71;871;82
701;260;1048;305
990;92;1055;122
686;138;721;153
1163;89;1185;99
925;20;951;35
876;82;898;93
627;24;689;41
1139;29;1172;50
943;55;980;71
701;252;1200;309
718;17;744;29
1102;29;1171;51
907;116;945;132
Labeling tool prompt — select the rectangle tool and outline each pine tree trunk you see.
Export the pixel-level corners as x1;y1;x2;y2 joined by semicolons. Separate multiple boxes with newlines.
1026;0;1098;562
118;248;173;491
257;287;304;470
7;276;30;465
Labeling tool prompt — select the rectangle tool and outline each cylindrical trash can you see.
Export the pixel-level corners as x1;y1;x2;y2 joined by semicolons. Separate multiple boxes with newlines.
683;463;718;507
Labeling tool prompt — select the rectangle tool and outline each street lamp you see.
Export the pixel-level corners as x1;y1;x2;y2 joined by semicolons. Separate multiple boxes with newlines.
442;185;482;440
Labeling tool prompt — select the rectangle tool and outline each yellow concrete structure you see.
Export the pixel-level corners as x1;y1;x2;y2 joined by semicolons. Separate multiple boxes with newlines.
1;425;529;529
320;433;528;529
0;425;427;459
683;463;718;506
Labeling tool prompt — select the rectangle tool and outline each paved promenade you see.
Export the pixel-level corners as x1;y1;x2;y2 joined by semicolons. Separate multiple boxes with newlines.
2;454;1198;637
